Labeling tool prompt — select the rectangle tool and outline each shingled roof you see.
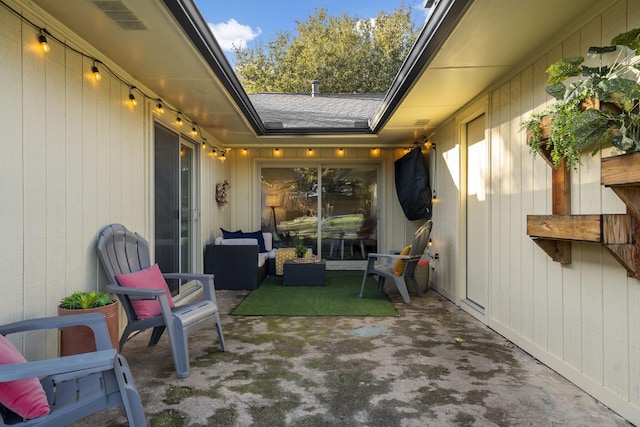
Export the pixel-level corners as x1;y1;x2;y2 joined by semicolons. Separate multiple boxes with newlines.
248;92;385;129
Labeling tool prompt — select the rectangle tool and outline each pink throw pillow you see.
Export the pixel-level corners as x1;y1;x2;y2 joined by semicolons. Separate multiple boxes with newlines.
115;264;175;319
0;335;50;420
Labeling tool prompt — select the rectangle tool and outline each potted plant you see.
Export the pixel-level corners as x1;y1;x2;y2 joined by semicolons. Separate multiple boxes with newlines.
58;291;119;356
294;242;308;258
522;27;640;169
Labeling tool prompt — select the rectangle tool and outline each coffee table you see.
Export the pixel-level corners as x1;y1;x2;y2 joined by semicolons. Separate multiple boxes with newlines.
283;259;326;286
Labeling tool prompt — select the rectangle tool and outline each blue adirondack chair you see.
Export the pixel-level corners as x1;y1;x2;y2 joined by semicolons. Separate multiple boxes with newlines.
0;312;146;426
97;224;225;379
360;220;433;303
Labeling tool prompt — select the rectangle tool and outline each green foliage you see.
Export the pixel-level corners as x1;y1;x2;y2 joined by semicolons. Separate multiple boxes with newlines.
60;291;115;309
294;243;308;258
522;27;640;169
233;5;418;93
546;57;584;84
611;27;640;54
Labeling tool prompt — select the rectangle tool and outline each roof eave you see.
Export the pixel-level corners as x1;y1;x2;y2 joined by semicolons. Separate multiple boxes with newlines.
163;0;472;137
370;0;473;133
161;0;267;134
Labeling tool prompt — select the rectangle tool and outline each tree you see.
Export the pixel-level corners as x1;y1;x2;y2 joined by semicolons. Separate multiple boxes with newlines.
233;5;419;94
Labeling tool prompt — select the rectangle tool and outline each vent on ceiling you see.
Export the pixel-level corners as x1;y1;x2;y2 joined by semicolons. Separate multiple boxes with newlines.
92;0;148;30
413;119;431;126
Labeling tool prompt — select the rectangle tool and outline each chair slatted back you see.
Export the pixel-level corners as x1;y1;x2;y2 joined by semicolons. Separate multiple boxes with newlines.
98;224;151;284
408;220;433;257
97;224;153;323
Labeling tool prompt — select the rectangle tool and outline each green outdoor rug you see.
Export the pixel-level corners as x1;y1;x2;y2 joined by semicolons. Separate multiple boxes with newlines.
231;270;398;316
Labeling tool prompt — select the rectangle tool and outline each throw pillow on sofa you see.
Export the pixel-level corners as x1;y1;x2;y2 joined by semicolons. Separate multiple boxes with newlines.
242;231;267;253
220;228;243;239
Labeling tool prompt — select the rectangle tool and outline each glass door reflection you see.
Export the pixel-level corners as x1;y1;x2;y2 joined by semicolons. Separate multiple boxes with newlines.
261;166;377;261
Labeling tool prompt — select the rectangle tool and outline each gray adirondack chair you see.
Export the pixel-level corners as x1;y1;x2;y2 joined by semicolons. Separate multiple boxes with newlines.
360;220;433;303
97;224;225;379
0;312;146;426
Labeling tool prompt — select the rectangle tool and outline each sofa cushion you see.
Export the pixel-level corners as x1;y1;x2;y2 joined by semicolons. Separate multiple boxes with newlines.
242;231;266;253
257;252;269;268
220;228;243;239
262;232;273;251
0;335;50;420
220;238;258;246
115;264;176;319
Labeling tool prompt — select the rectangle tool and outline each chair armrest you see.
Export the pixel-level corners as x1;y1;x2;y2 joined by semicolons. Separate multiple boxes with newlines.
106;283;174;324
0;349;117;383
0;313;113;351
106;283;166;299
162;273;216;302
367;253;412;260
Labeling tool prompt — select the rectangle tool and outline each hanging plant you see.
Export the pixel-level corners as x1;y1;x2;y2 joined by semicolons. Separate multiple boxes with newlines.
521;27;640;170
216;179;230;206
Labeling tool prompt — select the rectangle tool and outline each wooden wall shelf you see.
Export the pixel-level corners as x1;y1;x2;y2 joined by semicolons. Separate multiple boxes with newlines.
526;150;640;279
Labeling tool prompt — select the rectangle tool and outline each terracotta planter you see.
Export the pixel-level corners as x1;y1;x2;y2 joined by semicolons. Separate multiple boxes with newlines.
58;301;120;356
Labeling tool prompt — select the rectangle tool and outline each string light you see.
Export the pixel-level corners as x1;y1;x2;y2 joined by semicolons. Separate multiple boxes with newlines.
38;29;49;53
0;1;234;159
91;61;101;81
128;87;137;106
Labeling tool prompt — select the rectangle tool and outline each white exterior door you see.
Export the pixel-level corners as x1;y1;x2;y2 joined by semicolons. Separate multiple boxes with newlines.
465;114;488;310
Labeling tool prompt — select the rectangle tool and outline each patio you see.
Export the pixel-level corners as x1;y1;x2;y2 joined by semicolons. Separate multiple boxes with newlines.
71;285;630;426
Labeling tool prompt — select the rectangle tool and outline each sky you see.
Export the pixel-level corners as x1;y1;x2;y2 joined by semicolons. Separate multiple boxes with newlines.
194;1;429;63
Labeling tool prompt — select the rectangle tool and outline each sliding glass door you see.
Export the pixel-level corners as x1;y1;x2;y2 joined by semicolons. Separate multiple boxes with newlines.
154;123;198;290
261;165;378;262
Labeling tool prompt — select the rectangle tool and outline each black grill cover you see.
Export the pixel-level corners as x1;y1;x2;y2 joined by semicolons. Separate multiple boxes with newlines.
395;147;432;220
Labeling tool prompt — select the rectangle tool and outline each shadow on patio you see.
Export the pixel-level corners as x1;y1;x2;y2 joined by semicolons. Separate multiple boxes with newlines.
72;285;630;426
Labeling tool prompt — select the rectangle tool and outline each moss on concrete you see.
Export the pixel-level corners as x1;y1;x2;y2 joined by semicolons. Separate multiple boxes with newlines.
149;409;186;427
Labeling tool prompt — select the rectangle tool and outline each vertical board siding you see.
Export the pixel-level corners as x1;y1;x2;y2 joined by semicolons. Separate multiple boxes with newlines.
0;8;25;350
0;4;159;358
430;1;639;422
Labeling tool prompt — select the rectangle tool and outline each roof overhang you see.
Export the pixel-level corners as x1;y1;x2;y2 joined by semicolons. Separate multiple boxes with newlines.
30;0;610;148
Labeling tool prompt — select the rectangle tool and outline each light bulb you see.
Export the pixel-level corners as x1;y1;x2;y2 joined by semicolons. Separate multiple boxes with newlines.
39;31;50;53
128;91;137;106
92;62;101;81
156;102;164;114
176;115;182;126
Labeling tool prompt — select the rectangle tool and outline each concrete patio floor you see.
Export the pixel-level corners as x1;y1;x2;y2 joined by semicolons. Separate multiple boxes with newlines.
74;285;631;427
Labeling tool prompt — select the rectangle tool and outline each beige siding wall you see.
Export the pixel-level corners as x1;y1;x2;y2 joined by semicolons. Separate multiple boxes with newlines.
430;1;640;422
0;2;223;358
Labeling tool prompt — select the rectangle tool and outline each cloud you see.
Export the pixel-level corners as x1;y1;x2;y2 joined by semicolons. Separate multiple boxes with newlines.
209;19;262;51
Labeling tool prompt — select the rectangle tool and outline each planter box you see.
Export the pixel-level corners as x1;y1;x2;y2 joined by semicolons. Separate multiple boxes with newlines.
601;151;640;186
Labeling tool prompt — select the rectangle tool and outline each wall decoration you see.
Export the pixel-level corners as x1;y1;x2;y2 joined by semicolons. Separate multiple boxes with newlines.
216;179;230;207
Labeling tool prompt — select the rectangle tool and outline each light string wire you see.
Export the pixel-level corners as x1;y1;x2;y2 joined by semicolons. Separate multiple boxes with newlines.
0;0;227;156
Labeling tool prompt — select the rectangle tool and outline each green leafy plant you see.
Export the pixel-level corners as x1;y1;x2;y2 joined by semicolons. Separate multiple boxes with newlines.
59;291;115;310
522;27;640;169
295;242;308;258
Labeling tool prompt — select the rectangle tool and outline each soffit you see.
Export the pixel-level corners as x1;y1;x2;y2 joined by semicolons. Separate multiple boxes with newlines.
31;0;608;148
